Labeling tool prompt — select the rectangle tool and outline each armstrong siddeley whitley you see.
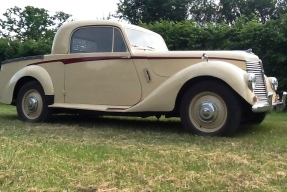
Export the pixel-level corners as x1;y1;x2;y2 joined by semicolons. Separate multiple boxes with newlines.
0;20;286;136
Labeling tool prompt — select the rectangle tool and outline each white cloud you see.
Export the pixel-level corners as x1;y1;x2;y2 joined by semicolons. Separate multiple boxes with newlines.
0;0;120;20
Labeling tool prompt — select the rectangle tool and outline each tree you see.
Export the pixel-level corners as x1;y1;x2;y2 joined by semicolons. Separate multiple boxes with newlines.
0;6;72;41
189;0;219;24
116;0;190;24
218;0;280;24
116;0;287;25
0;6;71;62
277;0;287;16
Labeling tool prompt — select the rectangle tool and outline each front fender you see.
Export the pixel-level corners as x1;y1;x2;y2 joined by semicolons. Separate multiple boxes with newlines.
127;61;253;112
1;65;54;104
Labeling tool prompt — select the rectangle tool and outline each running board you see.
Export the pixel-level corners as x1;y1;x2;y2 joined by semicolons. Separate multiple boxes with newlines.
49;103;131;112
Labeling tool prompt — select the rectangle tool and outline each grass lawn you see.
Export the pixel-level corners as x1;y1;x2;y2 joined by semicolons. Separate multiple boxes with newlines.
0;103;287;191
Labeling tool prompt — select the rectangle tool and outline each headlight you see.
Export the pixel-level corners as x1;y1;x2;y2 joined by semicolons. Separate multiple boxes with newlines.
248;73;257;90
269;77;278;91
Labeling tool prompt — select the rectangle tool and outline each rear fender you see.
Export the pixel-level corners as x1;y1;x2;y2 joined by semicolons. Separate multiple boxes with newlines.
1;65;54;104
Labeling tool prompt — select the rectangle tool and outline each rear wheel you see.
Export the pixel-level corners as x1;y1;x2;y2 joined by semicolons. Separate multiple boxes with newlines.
16;81;51;122
180;81;241;136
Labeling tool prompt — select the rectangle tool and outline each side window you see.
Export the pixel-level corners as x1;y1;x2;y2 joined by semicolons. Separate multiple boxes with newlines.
113;28;127;52
71;27;113;53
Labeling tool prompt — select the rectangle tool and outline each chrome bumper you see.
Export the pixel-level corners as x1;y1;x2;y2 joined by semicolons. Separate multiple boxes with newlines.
252;92;286;113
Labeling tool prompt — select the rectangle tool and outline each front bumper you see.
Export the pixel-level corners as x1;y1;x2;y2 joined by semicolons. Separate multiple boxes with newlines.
252;92;286;113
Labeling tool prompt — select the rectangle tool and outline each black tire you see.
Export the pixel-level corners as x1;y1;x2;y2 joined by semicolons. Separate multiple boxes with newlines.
180;81;241;136
247;112;266;125
16;81;51;122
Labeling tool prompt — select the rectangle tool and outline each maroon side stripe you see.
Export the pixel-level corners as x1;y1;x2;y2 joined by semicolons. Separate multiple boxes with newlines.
28;56;124;66
28;56;245;66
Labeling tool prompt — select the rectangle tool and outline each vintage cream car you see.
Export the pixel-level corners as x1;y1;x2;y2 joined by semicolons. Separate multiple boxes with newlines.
0;20;286;136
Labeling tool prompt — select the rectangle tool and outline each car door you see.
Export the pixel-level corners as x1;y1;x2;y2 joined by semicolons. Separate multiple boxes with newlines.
64;26;142;106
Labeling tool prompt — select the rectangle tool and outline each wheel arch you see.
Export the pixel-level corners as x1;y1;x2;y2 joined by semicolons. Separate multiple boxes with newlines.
173;76;247;116
12;77;54;106
9;66;54;105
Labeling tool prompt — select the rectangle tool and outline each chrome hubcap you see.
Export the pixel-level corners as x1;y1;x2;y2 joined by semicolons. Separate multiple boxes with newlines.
188;91;227;132
27;96;38;112
198;102;218;123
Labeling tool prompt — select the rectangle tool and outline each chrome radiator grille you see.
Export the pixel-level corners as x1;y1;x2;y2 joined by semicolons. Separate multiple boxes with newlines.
246;61;268;102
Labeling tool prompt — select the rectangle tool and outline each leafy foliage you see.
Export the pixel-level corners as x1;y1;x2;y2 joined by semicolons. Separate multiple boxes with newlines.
218;0;280;24
116;0;190;24
0;38;53;63
0;6;71;63
0;6;72;41
0;38;21;61
117;0;287;24
189;0;219;24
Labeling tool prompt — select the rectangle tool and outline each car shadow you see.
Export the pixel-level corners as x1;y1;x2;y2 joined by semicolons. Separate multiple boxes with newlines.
48;114;186;134
0;113;265;137
237;123;268;136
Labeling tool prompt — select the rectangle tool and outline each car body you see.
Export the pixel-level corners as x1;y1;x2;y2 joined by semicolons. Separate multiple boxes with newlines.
0;20;286;136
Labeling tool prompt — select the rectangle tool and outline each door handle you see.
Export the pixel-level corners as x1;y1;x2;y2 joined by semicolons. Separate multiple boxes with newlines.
143;68;151;83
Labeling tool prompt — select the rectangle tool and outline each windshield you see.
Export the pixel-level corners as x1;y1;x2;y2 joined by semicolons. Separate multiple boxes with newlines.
125;28;168;51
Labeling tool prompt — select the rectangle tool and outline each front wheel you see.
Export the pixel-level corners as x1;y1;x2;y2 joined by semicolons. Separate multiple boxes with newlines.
16;81;51;122
246;112;266;125
180;81;241;136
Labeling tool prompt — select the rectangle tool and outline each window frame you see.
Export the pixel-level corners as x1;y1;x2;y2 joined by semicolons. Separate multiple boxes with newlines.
70;26;128;54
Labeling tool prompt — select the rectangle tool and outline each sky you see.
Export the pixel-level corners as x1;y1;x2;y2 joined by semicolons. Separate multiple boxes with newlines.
0;0;120;20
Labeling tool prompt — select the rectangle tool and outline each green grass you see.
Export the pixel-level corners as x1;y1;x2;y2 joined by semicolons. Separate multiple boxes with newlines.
1;103;287;191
